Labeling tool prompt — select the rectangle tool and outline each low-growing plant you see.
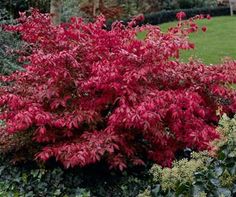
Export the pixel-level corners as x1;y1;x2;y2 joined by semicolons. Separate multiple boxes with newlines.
0;10;236;171
0;153;151;197
139;114;236;197
150;152;208;192
0;157;91;197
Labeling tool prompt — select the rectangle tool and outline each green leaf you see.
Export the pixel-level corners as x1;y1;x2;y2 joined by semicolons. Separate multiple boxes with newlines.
151;184;161;196
193;185;205;197
215;166;223;176
25;192;34;197
233;184;236;194
228;152;236;158
176;182;190;195
210;179;220;187
166;191;175;197
216;188;231;197
230;165;236;175
54;189;62;196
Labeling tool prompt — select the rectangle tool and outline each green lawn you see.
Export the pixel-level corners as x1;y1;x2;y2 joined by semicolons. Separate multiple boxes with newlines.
138;16;236;64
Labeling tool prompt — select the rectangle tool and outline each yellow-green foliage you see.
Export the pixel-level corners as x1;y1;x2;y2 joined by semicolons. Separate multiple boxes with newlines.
149;152;209;192
197;192;207;197
217;114;236;145
137;188;152;197
216;114;236;162
219;170;236;188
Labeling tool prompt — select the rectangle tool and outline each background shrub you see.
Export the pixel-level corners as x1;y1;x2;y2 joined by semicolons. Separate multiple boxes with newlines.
140;6;230;26
0;0;221;21
0;29;23;75
0;8;23;75
1;0;49;18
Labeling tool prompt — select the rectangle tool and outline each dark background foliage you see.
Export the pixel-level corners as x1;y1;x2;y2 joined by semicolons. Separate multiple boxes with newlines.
1;0;49;18
142;6;230;25
0;8;23;75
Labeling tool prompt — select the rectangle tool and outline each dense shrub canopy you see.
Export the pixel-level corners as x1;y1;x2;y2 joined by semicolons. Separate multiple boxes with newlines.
0;10;236;170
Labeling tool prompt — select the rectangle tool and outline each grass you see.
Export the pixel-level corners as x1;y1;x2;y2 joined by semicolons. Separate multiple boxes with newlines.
138;16;236;64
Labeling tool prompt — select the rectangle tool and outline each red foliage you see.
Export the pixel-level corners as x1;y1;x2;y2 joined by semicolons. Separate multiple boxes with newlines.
202;26;207;32
1;10;236;169
206;14;211;20
176;11;186;21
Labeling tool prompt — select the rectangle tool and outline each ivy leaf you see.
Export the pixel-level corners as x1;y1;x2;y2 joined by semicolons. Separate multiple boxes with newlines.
232;184;236;194
192;185;205;197
216;188;231;197
151;184;161;196
0;166;6;175
209;178;220;187
215;166;223;177
230;164;236;175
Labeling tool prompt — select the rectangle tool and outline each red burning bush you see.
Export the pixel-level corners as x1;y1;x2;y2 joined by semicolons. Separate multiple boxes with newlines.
1;10;236;170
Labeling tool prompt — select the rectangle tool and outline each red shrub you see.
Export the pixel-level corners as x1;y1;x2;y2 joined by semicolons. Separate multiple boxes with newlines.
1;10;236;170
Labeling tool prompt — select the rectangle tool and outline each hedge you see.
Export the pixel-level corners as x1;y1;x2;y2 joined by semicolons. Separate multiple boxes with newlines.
108;6;231;28
142;6;230;25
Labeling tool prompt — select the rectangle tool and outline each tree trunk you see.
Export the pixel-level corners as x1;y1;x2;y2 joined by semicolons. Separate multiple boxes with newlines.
50;0;62;25
92;0;100;16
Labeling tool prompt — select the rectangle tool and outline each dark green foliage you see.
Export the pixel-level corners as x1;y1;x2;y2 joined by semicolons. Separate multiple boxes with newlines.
0;30;23;75
0;156;151;197
0;8;11;23
142;6;230;26
0;9;23;75
1;0;50;18
177;0;195;9
110;6;230;30
0;157;90;197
